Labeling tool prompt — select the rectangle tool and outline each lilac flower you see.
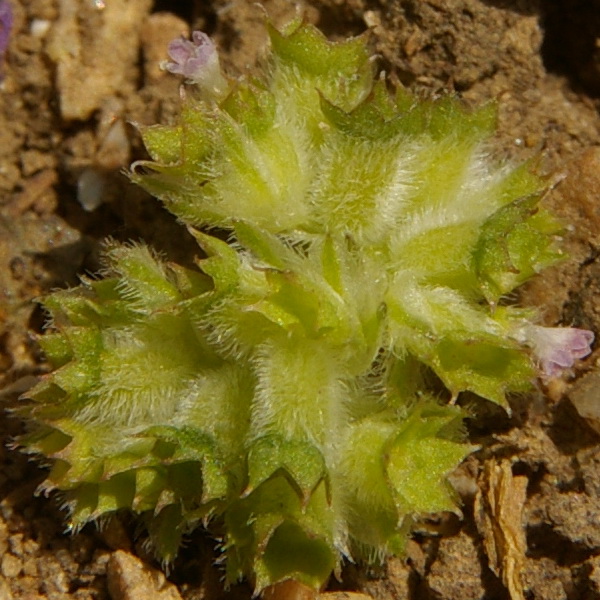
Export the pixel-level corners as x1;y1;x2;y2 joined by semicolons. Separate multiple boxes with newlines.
522;325;594;379
163;31;227;99
0;0;13;58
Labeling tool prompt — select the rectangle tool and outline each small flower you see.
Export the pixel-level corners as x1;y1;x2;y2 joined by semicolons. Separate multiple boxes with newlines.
521;325;594;378
0;0;13;58
166;31;214;80
163;31;227;100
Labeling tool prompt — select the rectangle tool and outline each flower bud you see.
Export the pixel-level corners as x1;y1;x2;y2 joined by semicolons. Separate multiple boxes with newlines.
163;31;228;101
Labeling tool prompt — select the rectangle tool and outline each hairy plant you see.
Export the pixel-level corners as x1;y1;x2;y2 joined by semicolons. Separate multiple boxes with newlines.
20;19;593;594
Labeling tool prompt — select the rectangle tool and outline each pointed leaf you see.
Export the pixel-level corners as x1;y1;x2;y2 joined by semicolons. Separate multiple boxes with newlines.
246;435;326;500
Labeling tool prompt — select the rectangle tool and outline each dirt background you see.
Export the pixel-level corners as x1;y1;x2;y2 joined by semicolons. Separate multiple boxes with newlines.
1;0;600;599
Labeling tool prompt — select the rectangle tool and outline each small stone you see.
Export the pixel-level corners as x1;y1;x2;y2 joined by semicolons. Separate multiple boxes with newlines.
20;149;57;176
427;532;485;600
569;369;600;435
588;555;600;592
47;0;153;120
22;557;38;578
521;556;570;600
320;593;374;600
0;575;13;600
264;580;317;600
363;10;381;29
1;554;22;579
30;18;51;38
107;550;182;600
546;492;600;549
38;556;69;594
8;533;23;557
22;538;40;556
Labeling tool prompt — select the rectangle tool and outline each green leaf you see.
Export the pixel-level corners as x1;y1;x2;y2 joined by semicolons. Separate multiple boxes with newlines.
144;425;229;503
190;229;242;292
320;80;405;141
68;483;98;529
133;468;167;511
474;194;562;301
257;520;336;590
106;243;181;311
38;332;73;368
222;79;276;137
433;338;534;405
148;503;184;563
386;402;473;513
268;21;370;80
233;221;291;270
95;472;135;516
138;123;182;164
246;435;326;500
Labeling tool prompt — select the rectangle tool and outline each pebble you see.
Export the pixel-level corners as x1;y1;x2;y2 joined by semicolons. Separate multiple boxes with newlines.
30;18;51;38
1;554;22;579
569;369;600;434
0;575;13;600
107;550;182;600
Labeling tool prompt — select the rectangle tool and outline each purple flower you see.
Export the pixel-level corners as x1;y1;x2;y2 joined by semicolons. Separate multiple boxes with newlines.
0;0;13;58
163;31;227;99
523;325;594;379
166;31;214;80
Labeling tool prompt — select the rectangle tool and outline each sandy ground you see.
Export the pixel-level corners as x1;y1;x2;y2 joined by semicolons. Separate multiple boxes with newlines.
1;1;600;599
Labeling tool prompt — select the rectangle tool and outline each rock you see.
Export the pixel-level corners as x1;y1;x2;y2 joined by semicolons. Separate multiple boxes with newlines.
427;531;485;600
546;492;600;550
0;554;21;579
569;369;600;435
107;550;182;600
0;575;13;600
46;0;152;120
320;593;374;600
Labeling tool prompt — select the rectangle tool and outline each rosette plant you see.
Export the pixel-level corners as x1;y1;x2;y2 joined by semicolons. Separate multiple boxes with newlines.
20;19;592;594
